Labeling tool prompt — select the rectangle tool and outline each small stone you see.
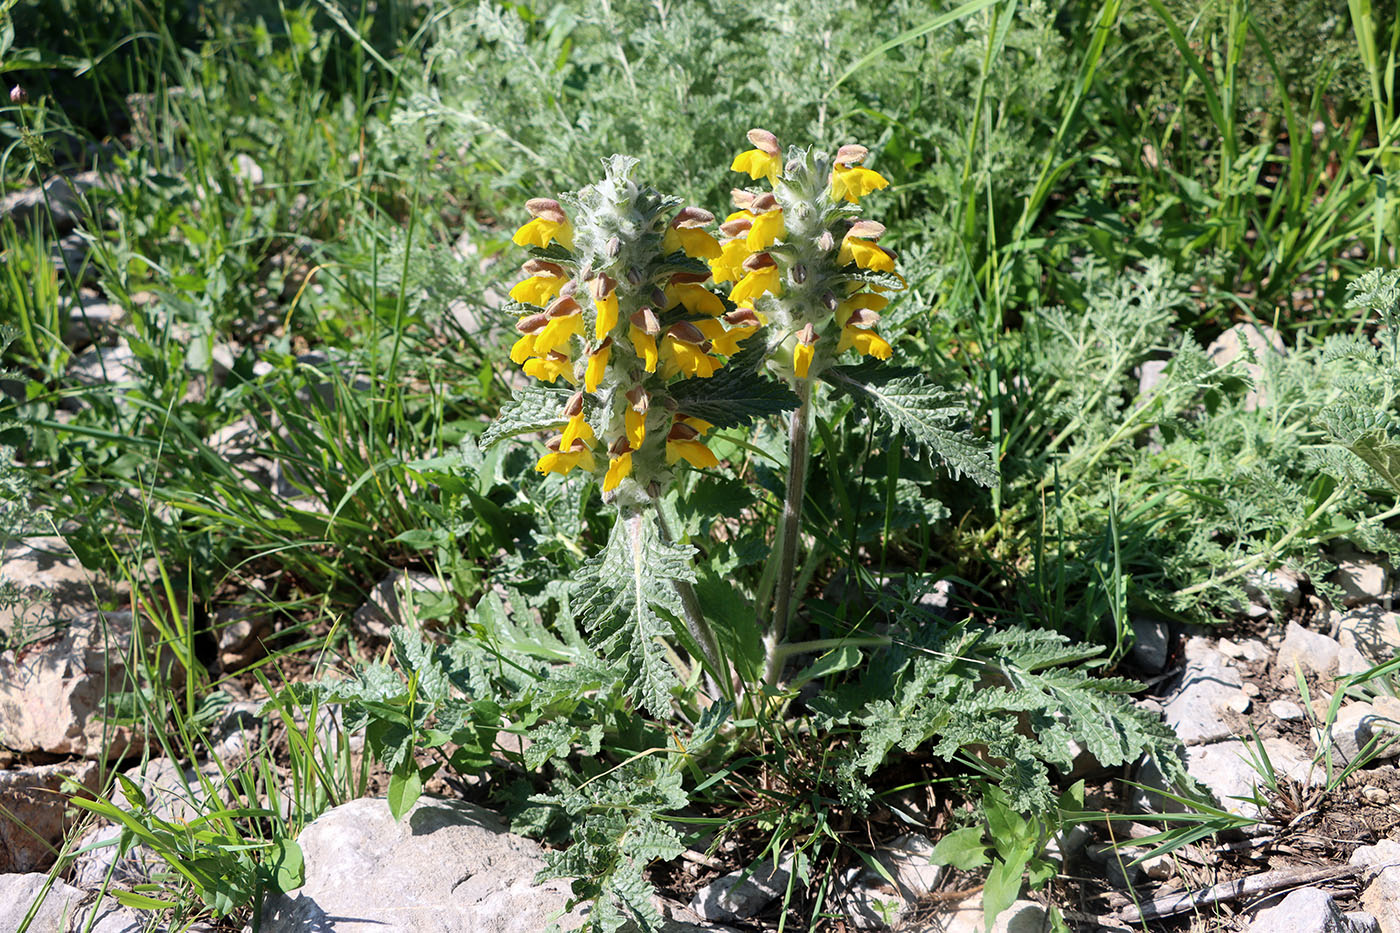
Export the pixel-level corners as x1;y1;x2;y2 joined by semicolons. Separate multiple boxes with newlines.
920;894;1046;933
63;291;126;346
1362;785;1391;806
1243;682;1261;697
352;570;446;640
0;873;85;932
1138;359;1169;397
1320;703;1400;764
1277;622;1342;680
1270;699;1305;721
216;607;272;670
1334;607;1400;663
1129;617;1170;673
691;854;793;923
0;536;114;640
1217;637;1246;659
1225;693;1252;713
1179;742;1270;819
1248;886;1377;933
1205;322;1286;411
0;759;99;871
68;338;139;389
1330;545;1391;607
1352;841;1400;933
1246;568;1304;611
1162;637;1251;745
1139;853;1174;880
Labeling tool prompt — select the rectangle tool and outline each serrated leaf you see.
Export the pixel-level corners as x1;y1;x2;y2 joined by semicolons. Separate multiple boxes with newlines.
823;365;995;486
481;385;572;448
1344;431;1400;496
574;511;694;714
669;343;799;428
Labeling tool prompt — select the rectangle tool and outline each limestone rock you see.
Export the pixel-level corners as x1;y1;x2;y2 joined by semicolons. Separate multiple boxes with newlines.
63;292;126;347
1162;637;1250;745
259;796;587;932
0;873;87;933
351;570;446;640
1353;840;1400;933
0;610;151;759
840;834;942;928
1245;567;1303;611
1129;617;1170;673
1329;546;1391;608
0;171;102;232
0;537;113;640
215;607;271;670
1336;607;1400;664
1277;622;1342;680
1322;702;1400;764
1248;887;1379;933
1205;322;1286;411
0;759;99;871
916;894;1046;933
1269;699;1305;721
690;854;793;923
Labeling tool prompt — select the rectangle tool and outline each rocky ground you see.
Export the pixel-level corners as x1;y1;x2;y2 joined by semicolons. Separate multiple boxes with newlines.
5;170;1400;932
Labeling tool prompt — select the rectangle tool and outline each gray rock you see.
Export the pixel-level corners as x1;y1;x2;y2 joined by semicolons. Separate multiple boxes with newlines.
1330;546;1391;608
1352;840;1400;933
1277;621;1343;680
0;537;114;641
1246;567;1304;611
1249;887;1378;933
1129;617;1170;673
690;853;793;923
68;339;139;390
0;171;102;231
352;570;446;640
1336;606;1400;664
215;607;271;670
205;419;276;493
1270;699;1305;721
53;233;95;284
1320;702;1400;764
1205;322;1286;411
1162;637;1251;745
0;610;153;759
918;895;1046;933
0;873;86;933
62;292;125;347
1179;742;1271;819
1138;359;1169;397
840;834;942;928
0;760;99;872
259;796;586;932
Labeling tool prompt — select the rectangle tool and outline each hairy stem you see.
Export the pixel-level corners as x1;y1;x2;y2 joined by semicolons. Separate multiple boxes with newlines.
764;378;814;688
653;506;728;698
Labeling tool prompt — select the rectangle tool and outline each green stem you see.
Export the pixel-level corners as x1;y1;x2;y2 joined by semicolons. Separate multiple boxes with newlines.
653;506;728;699
764;378;814;689
768;635;892;665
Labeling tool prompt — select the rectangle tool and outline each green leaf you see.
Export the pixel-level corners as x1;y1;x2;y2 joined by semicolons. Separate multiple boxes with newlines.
669;343;799;427
1344;431;1400;496
270;839;305;893
929;826;990;870
982;851;1030;933
116;774;147;810
823;365;995;486
789;645;864;689
574;510;694;714
387;764;424;821
481;385;572;448
111;890;180;910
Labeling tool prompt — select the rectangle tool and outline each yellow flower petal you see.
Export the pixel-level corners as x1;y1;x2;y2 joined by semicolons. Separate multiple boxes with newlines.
695;319;755;356
625;407;647;449
585;343;611;392
710;238;753;284
830;164;889;203
794;342;815;379
666;438;720;469
510;333;538;365
603;452;633;492
677;415;714;435
665;283;726;317
512;217;575;250
837;237;896;274
662;227;722;260
561;413;595;452
730;265;781;308
508;275;567;307
523;354;578;384
838;326;893;360
731;149;782;183
629;327;659;373
835;291;890;327
536;447;595;476
747;210;785;250
594;289;619;339
534;312;585;357
661;336;720;378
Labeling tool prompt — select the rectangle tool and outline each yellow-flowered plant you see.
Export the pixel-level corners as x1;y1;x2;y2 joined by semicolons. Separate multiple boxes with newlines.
506;156;758;507
720;129;901;385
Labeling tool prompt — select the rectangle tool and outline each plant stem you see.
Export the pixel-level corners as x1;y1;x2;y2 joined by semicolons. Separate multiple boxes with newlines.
764;378;813;689
652;506;728;699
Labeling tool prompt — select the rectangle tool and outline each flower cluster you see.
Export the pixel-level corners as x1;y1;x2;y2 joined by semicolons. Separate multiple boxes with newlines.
507;157;760;502
719;129;900;382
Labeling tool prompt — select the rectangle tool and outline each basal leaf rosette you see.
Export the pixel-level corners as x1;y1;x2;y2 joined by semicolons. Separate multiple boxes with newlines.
720;129;902;383
501;155;760;505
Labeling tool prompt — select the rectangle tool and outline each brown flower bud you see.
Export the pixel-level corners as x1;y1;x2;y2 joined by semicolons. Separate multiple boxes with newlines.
546;295;581;318
609;436;633;456
746;128;780;155
545;435;563;452
525;197;568;224
821;292;840;312
606;236;622;258
731;188;757;211
834;144;869;165
816;231;836;252
742;252;776;272
671;206;715;228
797;323;818;346
668;271;711;285
9;86;26;104
564;392;585;417
626;386;650;413
791;264;807;285
845;308;881;328
626;267;644;287
750;192;779;213
559;279;578;298
516;312;548;333
630;307;660;335
522;259;567;278
666;321;707;345
591;273;617;300
719;218;753;238
724;308;761;328
847;219;886;240
668;421;700;442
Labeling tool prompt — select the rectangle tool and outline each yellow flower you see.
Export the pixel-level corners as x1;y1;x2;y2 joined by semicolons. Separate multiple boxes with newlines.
662;226;721;260
746;210;785;250
665;283;725;317
629;326;659;373
710;238;753;284
666;437;720;469
676;414;713;435
585;340;611;392
730;265;781;308
594;289;619;339
695;318;755;356
512;217;574;250
838;326;893;360
534;311;585;357
536;445;596;476
793;342;815;379
836;291;889;327
662;336;721;378
731;149;781;184
830;164;890;204
625;407;647;449
561;412;595;451
508;274;567;307
603;452;633;492
524;352;578;384
838;237;896;274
